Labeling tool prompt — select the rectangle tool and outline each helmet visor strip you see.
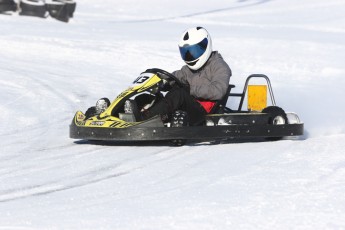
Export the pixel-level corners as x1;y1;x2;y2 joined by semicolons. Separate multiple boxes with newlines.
179;37;208;62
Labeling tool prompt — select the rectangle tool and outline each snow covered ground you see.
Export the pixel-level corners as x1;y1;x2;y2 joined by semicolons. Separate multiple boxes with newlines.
1;0;345;229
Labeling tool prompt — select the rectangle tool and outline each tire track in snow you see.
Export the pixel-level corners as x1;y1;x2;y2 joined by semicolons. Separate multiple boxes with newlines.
100;145;216;202
0;146;181;203
0;146;131;202
0;171;130;203
0;66;77;138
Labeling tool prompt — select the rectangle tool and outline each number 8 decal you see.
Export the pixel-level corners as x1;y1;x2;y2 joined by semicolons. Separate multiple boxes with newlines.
133;76;149;84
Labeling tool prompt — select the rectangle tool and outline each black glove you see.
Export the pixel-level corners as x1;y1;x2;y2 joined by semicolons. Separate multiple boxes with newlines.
84;106;97;119
158;79;174;92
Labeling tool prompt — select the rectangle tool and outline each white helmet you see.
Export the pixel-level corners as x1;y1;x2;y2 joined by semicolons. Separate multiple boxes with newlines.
178;27;212;70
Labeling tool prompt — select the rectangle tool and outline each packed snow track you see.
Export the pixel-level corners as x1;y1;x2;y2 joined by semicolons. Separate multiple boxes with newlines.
1;0;345;229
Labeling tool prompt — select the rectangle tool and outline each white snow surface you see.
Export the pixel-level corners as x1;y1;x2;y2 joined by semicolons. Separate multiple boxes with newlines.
1;0;345;229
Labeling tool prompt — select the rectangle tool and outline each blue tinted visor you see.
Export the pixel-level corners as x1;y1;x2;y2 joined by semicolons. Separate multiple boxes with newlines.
179;38;208;62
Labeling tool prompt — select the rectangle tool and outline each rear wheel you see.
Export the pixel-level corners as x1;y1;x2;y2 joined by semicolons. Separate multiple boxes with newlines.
262;106;288;141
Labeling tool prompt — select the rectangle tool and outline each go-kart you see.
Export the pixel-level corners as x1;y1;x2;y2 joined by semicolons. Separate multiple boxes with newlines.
69;68;304;145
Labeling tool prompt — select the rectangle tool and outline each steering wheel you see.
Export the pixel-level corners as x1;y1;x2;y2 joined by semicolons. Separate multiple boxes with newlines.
145;68;184;88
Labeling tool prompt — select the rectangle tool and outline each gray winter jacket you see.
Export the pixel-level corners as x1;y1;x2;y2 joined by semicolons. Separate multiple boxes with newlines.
173;51;232;101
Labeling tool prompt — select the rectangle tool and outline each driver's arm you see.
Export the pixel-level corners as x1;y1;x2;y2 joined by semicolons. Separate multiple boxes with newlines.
172;67;189;86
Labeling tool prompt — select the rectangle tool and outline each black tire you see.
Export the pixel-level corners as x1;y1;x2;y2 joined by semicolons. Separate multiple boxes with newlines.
19;0;47;18
0;0;17;12
46;1;69;22
46;0;76;22
262;106;288;141
0;0;14;4
62;0;76;17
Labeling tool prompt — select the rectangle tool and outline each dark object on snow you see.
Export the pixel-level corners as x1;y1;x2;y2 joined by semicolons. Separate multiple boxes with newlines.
19;0;47;18
46;1;69;22
0;0;17;13
63;0;76;18
2;0;77;22
46;0;76;22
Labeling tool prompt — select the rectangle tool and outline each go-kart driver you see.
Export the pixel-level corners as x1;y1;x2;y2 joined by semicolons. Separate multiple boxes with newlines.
128;26;232;126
